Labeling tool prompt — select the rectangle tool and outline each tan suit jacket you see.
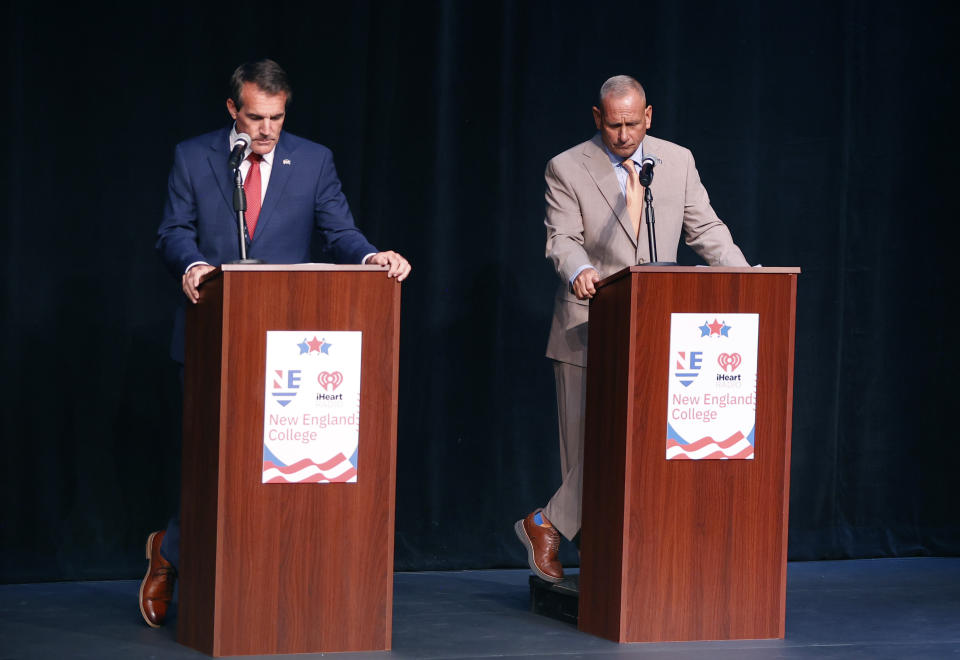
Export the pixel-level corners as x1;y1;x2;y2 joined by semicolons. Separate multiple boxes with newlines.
545;134;749;366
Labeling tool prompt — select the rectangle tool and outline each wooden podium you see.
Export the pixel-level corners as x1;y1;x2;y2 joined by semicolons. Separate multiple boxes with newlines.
178;264;401;657
578;266;799;643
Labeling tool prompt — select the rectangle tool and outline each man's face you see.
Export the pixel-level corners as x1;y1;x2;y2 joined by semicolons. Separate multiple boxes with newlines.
226;82;287;155
592;90;652;159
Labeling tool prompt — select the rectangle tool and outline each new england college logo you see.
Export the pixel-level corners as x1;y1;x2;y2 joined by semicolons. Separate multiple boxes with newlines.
674;351;703;387
271;369;302;407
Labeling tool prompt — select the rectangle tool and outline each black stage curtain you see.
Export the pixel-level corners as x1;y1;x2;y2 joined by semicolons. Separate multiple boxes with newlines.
2;1;957;582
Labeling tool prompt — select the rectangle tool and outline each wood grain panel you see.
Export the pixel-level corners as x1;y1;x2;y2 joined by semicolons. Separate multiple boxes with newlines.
178;267;400;656
578;273;634;640
580;267;798;643
179;272;224;654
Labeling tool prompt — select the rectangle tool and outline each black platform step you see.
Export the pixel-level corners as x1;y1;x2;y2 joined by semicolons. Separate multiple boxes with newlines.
529;574;579;625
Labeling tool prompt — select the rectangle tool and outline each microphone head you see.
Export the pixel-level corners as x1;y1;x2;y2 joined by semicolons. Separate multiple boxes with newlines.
638;155;656;186
232;133;252;150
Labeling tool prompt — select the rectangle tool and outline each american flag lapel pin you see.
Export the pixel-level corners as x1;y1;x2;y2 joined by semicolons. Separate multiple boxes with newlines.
282;159;291;165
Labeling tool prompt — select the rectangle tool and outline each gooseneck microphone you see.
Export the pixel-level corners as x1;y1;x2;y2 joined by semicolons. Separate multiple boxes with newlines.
638;155;656;187
227;132;263;263
636;153;676;266
228;133;251;171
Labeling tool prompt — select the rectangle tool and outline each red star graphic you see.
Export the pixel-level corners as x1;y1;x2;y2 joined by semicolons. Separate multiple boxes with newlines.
708;319;725;336
308;336;324;352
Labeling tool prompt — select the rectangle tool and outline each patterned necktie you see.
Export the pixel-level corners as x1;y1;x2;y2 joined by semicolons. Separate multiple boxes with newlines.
623;159;643;238
245;153;263;238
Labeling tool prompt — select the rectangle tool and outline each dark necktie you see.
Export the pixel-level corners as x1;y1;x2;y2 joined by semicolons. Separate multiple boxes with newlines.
245;153;263;238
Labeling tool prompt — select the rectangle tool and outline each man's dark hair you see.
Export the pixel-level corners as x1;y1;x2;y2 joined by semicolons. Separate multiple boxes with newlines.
229;59;293;110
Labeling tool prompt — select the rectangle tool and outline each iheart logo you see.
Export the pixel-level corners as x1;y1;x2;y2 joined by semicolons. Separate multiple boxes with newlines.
718;353;742;372
317;371;344;390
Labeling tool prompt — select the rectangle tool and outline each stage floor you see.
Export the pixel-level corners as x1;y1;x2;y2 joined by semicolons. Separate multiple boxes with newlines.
1;558;958;659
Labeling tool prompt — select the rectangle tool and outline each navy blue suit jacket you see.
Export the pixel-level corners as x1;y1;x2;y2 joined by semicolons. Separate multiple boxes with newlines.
156;126;378;361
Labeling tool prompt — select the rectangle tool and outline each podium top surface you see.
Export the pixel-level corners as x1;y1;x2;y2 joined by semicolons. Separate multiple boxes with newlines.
219;263;388;272
598;265;800;289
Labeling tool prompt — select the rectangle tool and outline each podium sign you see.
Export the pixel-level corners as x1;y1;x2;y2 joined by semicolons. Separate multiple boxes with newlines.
666;312;759;460
262;330;362;483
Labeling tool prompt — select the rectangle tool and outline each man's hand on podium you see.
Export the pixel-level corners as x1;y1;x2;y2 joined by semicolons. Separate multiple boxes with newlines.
573;268;600;300
182;264;216;303
367;251;412;282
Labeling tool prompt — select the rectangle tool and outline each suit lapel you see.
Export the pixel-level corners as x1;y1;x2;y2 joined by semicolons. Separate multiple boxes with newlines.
251;134;295;243
205;128;236;217
581;135;637;247
642;135;665;177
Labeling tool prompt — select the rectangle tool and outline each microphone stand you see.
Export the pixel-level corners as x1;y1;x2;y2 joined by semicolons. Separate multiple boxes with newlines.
640;185;677;266
230;166;264;265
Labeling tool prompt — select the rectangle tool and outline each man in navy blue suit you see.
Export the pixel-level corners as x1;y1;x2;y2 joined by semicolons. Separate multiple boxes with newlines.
141;59;411;628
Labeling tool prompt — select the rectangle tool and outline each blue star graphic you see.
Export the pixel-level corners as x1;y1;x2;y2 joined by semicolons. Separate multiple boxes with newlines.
699;322;712;337
297;339;310;354
720;323;732;337
320;341;332;355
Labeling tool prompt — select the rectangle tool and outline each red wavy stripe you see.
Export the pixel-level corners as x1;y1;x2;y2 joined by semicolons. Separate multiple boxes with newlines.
261;453;349;473
264;467;358;484
667;431;744;450
325;467;357;483
668;445;755;460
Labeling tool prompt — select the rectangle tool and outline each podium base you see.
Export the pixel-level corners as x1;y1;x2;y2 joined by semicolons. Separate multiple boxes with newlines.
529;574;579;625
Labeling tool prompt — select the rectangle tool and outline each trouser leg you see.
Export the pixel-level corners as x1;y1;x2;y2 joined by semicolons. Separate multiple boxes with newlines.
159;512;180;570
158;365;183;570
542;360;586;541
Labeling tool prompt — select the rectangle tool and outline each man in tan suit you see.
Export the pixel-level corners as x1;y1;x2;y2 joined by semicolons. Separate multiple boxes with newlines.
515;75;749;582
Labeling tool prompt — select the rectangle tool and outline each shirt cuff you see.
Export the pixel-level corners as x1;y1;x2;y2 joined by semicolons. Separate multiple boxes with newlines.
569;264;596;290
361;253;377;265
184;261;210;274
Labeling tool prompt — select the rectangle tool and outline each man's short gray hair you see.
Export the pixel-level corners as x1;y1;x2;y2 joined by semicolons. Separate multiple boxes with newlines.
598;75;646;107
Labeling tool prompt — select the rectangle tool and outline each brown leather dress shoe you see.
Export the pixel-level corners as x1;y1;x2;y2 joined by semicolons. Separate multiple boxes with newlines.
514;509;563;583
139;531;177;628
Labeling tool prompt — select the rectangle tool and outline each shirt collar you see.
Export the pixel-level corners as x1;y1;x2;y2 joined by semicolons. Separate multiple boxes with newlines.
229;124;277;166
600;136;644;168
